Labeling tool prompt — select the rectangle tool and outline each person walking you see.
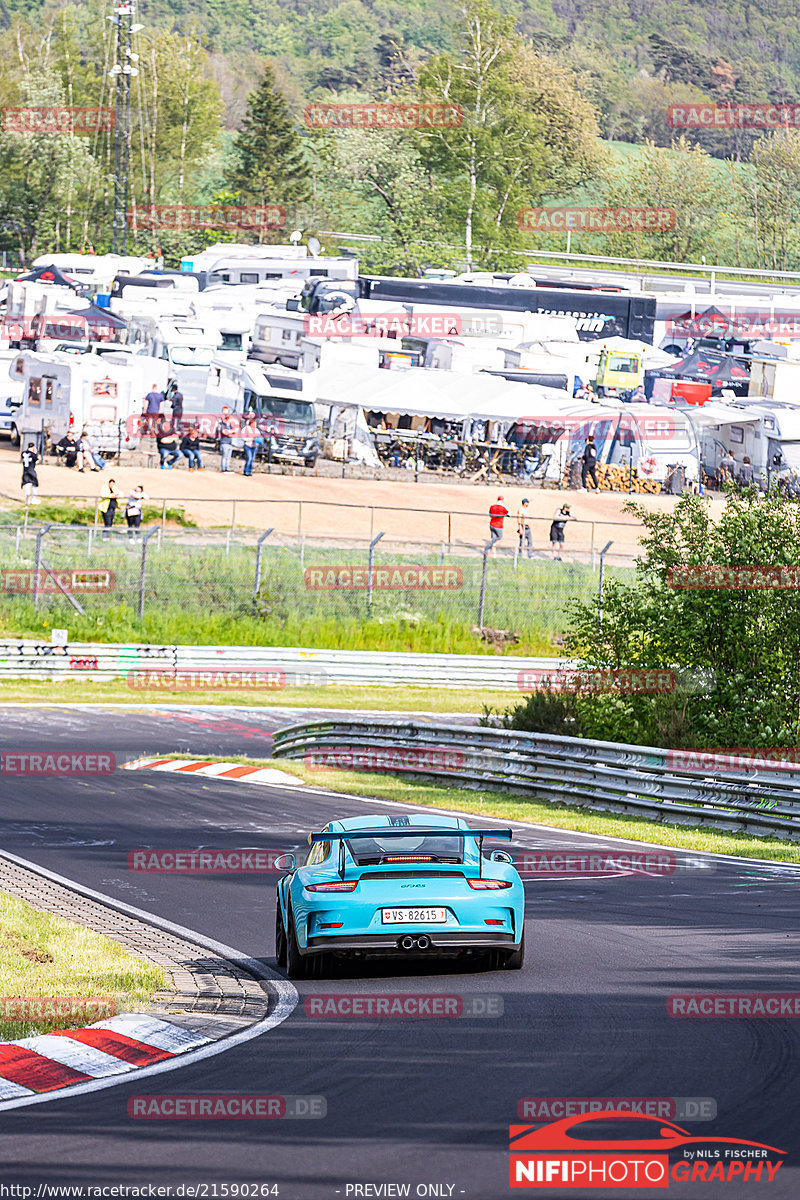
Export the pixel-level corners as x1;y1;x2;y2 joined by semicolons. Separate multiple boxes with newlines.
581;435;599;491
517;497;534;559
99;478;123;539
242;414;264;477
550;503;573;560
488;494;510;554
181;425;202;470
125;485;148;541
217;407;236;473
21;443;39;504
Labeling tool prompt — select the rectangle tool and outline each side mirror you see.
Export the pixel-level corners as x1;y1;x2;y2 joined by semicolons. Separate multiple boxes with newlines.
274;852;295;873
490;850;513;864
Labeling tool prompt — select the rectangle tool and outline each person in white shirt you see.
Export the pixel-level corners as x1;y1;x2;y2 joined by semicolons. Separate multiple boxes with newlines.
517;498;533;558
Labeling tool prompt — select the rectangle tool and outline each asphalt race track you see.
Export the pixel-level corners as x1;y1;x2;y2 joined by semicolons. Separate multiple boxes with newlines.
0;704;799;1198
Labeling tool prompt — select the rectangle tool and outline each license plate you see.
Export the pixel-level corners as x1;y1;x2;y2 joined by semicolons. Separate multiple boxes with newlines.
382;908;446;924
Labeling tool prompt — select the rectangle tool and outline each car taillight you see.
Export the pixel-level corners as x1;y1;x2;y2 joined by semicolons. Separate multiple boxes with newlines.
306;881;358;892
467;879;512;889
384;856;433;862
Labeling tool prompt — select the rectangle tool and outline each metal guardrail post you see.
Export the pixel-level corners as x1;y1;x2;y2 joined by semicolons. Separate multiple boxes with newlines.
32;523;51;609
138;528;159;620
367;531;385;615
598;541;613;629
253;528;274;601
478;545;491;628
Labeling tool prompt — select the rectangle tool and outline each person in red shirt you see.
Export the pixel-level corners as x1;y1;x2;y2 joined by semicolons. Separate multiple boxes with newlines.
488;494;510;554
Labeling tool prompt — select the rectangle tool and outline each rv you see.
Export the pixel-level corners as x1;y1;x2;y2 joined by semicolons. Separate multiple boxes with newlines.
250;307;308;367
180;243;358;288
202;358;319;467
123;315;226;408
8;350;168;451
30;253;156;292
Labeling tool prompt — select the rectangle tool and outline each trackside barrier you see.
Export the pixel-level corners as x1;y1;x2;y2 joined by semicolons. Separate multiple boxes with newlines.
0;641;574;690
271;718;800;840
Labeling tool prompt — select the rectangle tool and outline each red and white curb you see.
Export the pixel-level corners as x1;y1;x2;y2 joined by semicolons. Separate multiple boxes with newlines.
121;757;301;786
0;848;298;1112
0;1014;212;1100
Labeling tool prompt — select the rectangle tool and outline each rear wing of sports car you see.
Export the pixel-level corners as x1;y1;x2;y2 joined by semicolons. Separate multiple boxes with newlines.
308;829;513;843
308;828;513;880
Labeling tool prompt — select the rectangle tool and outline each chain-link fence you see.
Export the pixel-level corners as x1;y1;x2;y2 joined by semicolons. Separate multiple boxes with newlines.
0;521;635;653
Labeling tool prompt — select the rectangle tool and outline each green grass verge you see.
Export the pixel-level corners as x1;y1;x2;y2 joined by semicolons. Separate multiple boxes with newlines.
0;891;167;1040
0;678;516;712
1;502;196;527
258;758;799;864
0;538;620;654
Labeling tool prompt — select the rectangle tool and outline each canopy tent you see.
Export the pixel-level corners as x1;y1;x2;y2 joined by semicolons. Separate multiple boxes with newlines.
68;302;127;333
15;264;90;293
647;349;749;396
593;335;679;370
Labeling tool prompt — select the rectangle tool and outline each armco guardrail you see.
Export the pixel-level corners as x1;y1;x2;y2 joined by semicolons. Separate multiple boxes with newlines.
0;641;570;690
272;718;800;840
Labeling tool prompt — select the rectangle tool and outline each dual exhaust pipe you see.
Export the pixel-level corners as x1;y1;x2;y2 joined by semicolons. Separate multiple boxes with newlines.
399;934;431;951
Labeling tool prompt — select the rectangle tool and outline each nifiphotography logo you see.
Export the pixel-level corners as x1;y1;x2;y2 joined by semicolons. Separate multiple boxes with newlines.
508;1112;785;1187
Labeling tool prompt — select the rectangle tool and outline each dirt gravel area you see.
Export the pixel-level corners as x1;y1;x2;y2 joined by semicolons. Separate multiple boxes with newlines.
0;441;724;559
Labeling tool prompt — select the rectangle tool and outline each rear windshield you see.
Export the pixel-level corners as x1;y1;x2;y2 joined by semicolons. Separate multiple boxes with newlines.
345;834;464;865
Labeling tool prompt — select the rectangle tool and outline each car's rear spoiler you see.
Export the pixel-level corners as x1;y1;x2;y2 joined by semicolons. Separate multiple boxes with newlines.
308;828;513;844
308;827;513;880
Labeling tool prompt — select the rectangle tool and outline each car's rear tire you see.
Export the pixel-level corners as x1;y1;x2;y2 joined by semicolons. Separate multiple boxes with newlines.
286;907;307;979
275;901;287;968
504;927;525;970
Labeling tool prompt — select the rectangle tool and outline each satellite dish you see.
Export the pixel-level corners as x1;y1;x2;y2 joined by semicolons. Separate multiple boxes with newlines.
308;236;321;257
289;229;302;245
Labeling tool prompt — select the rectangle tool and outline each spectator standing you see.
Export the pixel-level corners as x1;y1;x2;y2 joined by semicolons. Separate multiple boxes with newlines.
242;415;264;477
125;485;148;541
488;494;510;553
581;436;599;491
181;426;202;470
738;455;755;487
170;389;184;425
517;497;534;558
550;503;573;560
21;443;39;504
217;407;236;473
99;479;123;539
79;426;106;471
720;449;737;484
156;418;183;469
143;383;164;435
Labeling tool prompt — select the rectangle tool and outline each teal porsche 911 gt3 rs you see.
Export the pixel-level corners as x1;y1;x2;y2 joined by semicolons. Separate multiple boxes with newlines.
274;813;525;978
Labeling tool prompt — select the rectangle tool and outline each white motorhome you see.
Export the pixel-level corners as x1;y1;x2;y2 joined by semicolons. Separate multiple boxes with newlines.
123;315;225;408
250;306;308;367
8;350;168;451
180;243;358;287
201;358;319;466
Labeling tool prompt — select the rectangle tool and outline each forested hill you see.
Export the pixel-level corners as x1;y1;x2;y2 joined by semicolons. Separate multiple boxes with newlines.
5;0;800;115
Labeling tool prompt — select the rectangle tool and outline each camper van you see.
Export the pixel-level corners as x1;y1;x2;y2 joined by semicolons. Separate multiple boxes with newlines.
123;315;224;409
202;358;319;466
250;307;308;367
8;350;168;451
180;243;358;288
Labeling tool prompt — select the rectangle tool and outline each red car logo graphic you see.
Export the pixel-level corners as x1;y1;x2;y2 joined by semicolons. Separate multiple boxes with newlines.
510;1111;785;1155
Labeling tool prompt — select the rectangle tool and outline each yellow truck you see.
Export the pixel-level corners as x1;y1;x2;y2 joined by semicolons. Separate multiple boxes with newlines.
592;347;643;397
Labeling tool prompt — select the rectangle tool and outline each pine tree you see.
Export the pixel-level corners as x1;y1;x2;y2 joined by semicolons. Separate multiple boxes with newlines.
228;62;309;234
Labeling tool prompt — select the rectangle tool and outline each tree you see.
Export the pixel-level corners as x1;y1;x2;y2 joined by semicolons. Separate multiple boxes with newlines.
227;60;309;235
541;491;800;749
417;0;601;268
738;130;800;272
600;138;732;262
